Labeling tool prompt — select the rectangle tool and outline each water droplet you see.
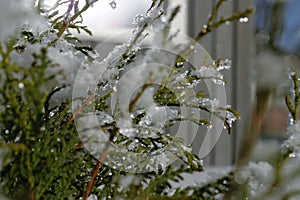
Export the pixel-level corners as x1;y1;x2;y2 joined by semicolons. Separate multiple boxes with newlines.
49;111;55;117
40;126;46;131
109;1;116;9
289;152;296;158
108;172;112;176
176;61;184;68
199;159;204;166
288;113;294;126
14;136;21;142
18;82;24;89
239;17;248;23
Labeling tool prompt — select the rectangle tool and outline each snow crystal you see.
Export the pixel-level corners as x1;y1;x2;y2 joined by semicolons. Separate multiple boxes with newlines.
191;66;225;85
132;14;145;26
87;194;98;200
10;43;45;68
49;49;82;82
169;166;233;189
234;162;274;197
216;59;231;71
282;122;300;158
225;110;238;129
138;105;170;132
0;0;43;39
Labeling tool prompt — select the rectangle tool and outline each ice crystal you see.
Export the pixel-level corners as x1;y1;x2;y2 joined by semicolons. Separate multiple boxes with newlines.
234;162;273;197
282;122;300;158
225;109;238;129
170;167;232;189
216;59;232;71
133;14;145;26
87;194;98;200
0;0;36;38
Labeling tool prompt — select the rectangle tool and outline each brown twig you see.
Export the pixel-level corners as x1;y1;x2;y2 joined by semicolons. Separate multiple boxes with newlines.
69;94;95;122
83;141;111;200
129;83;153;113
83;126;118;200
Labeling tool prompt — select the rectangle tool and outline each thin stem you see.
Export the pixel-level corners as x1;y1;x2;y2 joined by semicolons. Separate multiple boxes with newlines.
207;0;225;26
83;141;111;200
83;127;118;200
52;0;98;43
293;69;299;121
175;5;253;64
194;8;253;42
69;94;95;122
285;69;300;122
129;83;153;113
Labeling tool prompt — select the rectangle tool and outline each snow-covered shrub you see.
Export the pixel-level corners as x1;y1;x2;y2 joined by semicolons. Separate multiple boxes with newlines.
0;0;264;199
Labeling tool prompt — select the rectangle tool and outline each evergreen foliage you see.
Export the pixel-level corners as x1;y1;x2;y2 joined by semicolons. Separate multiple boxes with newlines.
9;0;300;200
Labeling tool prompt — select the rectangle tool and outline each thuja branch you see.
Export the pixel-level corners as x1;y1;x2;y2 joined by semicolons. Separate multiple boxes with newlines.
207;0;226;25
286;68;300;122
147;0;164;13
194;8;253;42
176;2;253;64
53;0;98;43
